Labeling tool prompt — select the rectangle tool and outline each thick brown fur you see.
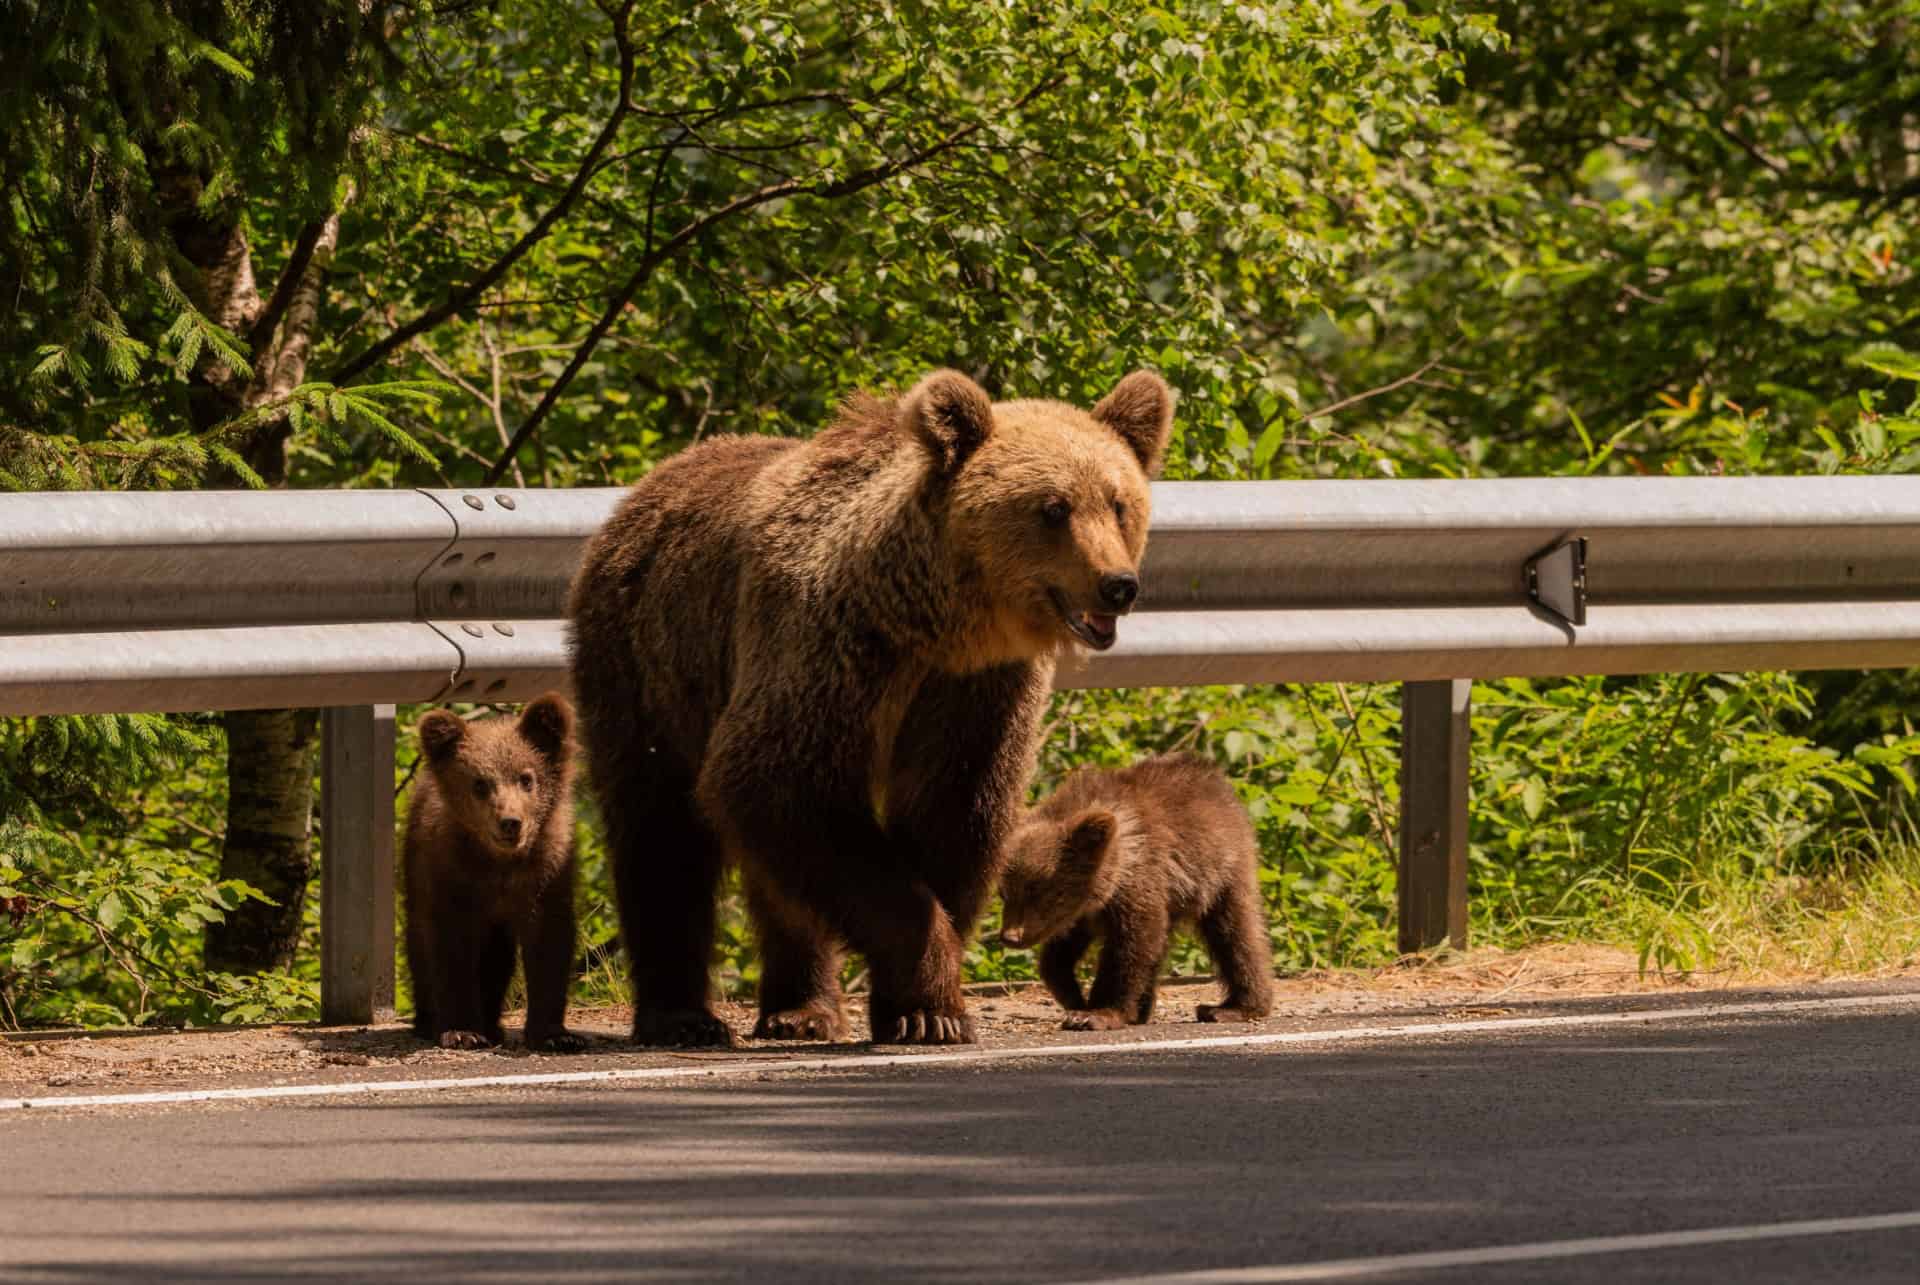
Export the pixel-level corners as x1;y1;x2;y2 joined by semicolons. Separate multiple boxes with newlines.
403;694;585;1052
568;369;1175;1046
1000;753;1275;1030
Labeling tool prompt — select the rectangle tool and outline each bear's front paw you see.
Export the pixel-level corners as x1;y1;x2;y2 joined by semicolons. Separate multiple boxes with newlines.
525;1027;590;1053
1061;1008;1130;1032
1195;1003;1268;1024
632;1008;736;1048
870;1008;975;1045
436;1029;498;1050
754;1005;848;1042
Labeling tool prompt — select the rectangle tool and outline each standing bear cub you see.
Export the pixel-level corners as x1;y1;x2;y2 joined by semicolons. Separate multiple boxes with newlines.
999;753;1275;1030
403;693;585;1052
569;368;1174;1046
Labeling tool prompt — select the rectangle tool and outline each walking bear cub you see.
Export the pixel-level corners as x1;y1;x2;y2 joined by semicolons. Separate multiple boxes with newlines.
403;693;585;1052
999;753;1274;1030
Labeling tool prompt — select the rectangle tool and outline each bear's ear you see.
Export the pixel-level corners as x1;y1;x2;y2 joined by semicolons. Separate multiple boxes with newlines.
417;710;468;764
516;692;574;762
1091;369;1175;478
900;369;995;475
1060;808;1122;902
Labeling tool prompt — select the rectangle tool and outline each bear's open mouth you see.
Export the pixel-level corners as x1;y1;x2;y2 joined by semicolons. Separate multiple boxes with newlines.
1049;589;1119;651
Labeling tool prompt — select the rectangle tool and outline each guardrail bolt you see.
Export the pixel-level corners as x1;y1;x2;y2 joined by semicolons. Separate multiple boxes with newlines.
494;495;517;510
462;494;485;511
460;623;484;638
475;552;496;566
442;552;463;568
492;623;515;636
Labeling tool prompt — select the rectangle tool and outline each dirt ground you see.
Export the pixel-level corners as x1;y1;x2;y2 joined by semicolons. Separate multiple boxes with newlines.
5;943;1916;1104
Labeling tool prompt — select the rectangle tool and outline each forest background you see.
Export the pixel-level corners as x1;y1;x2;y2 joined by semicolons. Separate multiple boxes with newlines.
6;0;1920;1027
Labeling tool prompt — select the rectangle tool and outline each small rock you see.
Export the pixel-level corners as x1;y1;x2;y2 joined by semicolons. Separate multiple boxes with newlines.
17;1044;38;1058
322;1053;372;1067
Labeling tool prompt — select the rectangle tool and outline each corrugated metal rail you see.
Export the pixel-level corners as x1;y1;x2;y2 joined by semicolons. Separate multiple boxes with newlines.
6;478;1917;1022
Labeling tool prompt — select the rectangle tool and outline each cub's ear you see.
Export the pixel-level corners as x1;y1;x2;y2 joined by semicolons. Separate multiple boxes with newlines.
900;369;995;475
1067;806;1121;906
1059;810;1121;872
516;692;574;762
1060;808;1123;904
417;710;468;764
1091;369;1175;479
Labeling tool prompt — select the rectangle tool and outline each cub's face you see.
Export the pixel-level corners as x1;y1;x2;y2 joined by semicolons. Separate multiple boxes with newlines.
417;695;573;859
998;807;1121;949
901;369;1176;660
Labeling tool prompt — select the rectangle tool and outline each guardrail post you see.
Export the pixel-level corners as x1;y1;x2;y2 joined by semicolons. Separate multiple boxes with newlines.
320;704;396;1025
1398;679;1470;953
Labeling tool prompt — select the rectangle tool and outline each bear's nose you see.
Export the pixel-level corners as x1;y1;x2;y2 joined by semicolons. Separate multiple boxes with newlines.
499;816;524;843
1098;572;1139;612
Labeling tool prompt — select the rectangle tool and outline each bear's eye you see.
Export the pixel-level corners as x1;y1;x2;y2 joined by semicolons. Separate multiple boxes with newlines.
1041;498;1071;527
518;771;535;790
472;777;493;800
1113;498;1127;524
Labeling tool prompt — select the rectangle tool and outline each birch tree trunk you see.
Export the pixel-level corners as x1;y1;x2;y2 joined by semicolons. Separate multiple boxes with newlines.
167;177;346;975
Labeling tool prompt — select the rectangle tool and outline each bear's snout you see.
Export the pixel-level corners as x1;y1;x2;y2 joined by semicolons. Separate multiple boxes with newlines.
498;816;524;845
1000;925;1027;948
1098;572;1139;613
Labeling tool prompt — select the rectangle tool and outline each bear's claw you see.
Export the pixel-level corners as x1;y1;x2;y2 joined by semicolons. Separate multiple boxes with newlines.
1061;1008;1130;1032
1195;1004;1267;1024
754;1006;847;1042
632;1008;736;1048
871;1009;975;1045
437;1029;497;1050
526;1028;590;1053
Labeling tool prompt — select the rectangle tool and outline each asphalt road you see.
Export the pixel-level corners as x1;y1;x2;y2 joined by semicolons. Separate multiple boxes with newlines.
8;999;1920;1283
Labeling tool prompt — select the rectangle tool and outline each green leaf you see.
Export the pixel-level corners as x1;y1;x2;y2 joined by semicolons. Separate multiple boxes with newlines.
1520;775;1546;821
1850;344;1920;384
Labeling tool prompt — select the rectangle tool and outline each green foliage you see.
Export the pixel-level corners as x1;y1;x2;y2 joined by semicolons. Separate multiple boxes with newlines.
0;715;314;1026
1;0;389;440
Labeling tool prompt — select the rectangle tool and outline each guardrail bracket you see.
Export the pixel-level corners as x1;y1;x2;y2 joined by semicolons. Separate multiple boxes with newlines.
1526;535;1588;628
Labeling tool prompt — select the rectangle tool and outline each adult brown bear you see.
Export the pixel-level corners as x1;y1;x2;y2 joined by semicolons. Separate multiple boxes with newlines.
568;369;1174;1046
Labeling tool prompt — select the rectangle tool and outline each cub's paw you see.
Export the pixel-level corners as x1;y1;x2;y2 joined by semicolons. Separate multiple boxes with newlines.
870;1008;975;1045
632;1008;736;1048
525;1028;590;1053
437;1029;497;1050
754;1006;848;1042
1196;1004;1268;1024
1061;1009;1130;1032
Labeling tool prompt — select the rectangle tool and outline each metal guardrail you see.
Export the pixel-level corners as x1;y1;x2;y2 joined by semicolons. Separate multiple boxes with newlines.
6;478;1920;1023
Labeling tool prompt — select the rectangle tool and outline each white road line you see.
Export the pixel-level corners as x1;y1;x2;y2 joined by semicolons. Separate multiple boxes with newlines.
1066;1209;1920;1282
4;989;1917;1112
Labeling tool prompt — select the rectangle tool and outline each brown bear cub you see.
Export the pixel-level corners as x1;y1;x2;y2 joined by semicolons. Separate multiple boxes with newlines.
403;693;585;1052
999;753;1274;1030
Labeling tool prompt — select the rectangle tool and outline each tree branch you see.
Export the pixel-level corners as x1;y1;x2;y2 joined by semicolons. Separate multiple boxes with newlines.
1290;351;1453;426
330;1;639;386
480;69;1065;484
245;219;326;357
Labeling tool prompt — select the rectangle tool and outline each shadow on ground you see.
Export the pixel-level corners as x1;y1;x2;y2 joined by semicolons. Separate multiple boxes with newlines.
11;1007;1920;1282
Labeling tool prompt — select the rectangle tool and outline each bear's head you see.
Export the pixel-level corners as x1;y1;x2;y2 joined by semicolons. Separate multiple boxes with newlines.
416;693;574;860
902;368;1175;661
998;804;1130;949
